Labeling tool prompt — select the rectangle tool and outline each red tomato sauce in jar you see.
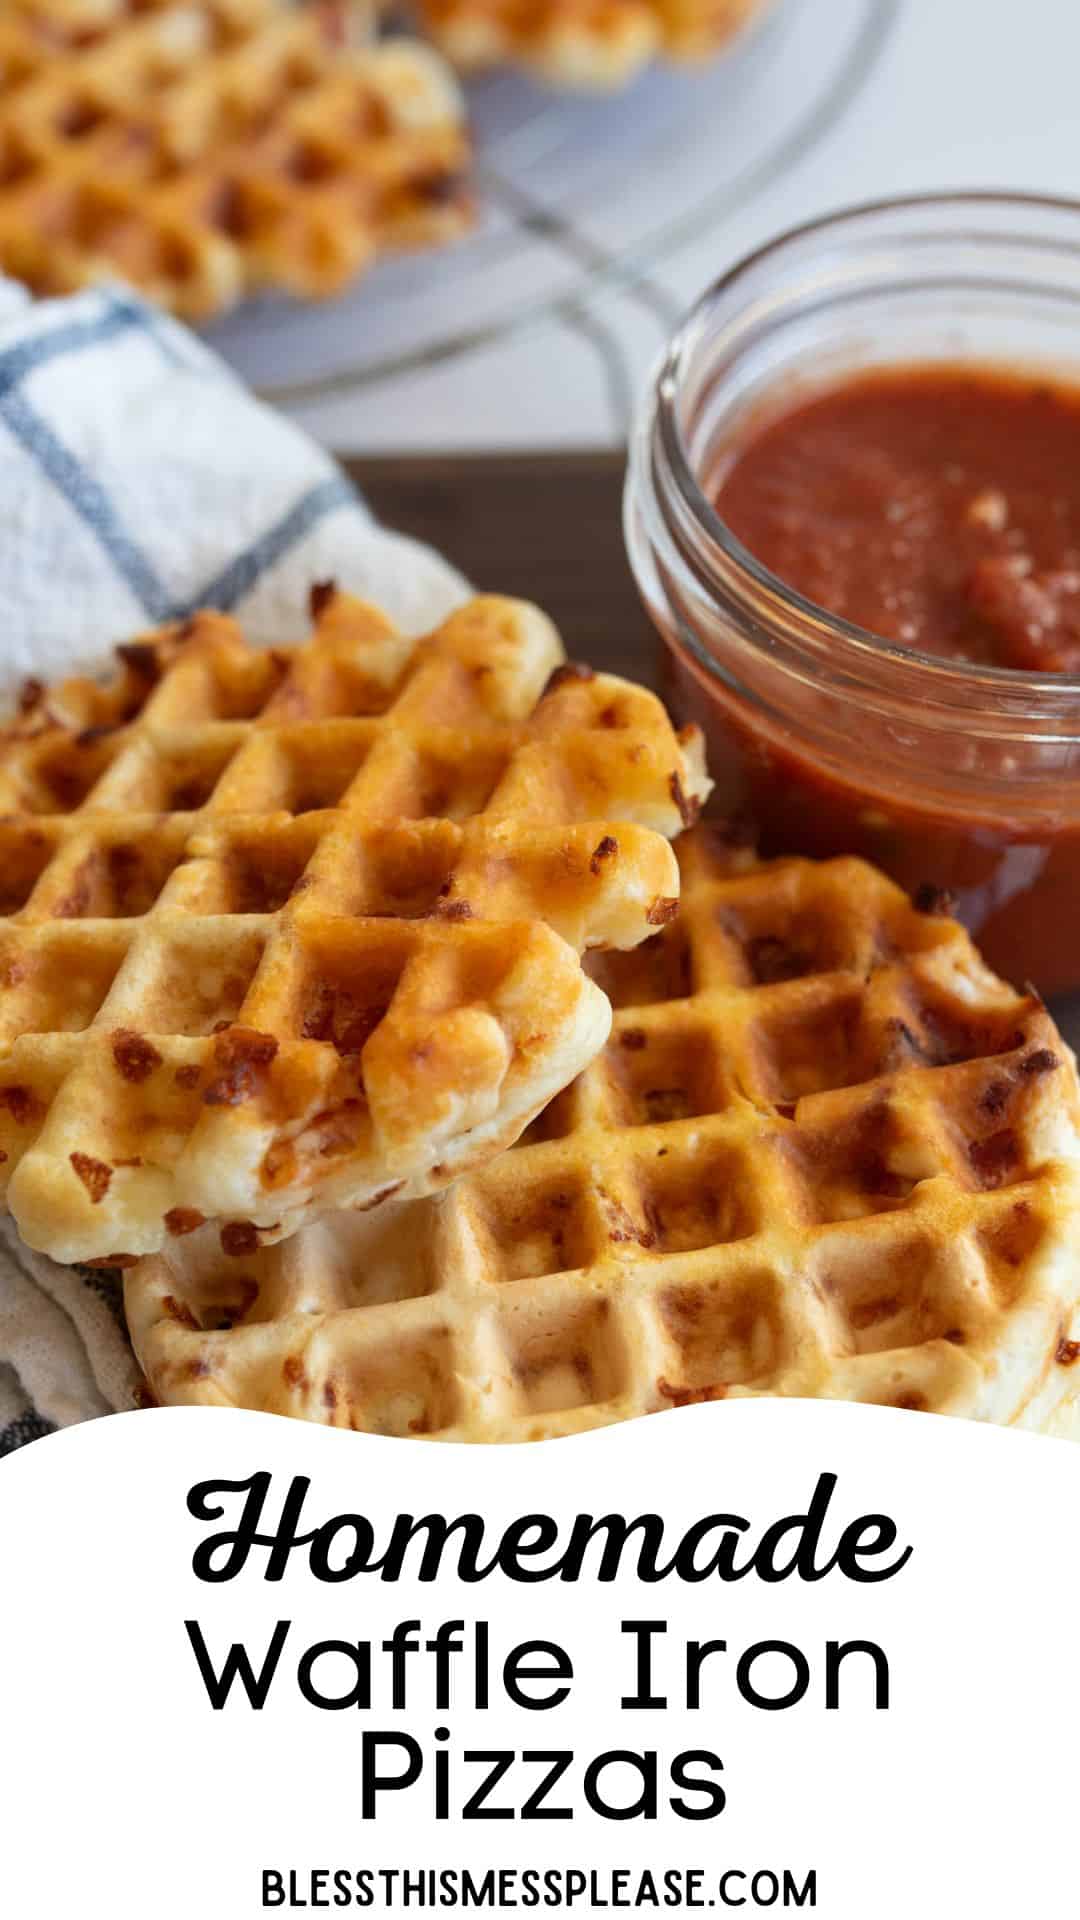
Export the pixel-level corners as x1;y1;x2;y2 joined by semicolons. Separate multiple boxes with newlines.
671;364;1080;994
715;366;1080;671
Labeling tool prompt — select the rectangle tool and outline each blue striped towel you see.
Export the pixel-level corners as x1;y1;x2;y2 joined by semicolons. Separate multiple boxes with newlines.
0;277;468;1455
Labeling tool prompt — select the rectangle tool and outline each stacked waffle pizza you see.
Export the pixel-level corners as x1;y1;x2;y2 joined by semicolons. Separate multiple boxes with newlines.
0;589;707;1260
5;589;1080;1441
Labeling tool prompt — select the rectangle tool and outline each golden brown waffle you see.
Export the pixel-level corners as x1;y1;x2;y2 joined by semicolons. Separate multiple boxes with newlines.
126;827;1080;1440
0;590;709;1265
0;1;472;318
412;0;770;89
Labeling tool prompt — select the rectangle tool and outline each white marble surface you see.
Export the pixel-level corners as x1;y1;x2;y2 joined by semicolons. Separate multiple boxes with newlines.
284;0;1080;452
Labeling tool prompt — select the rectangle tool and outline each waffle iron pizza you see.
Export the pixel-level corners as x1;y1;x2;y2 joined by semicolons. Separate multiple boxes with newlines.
0;0;473;319
0;588;709;1266
126;825;1080;1439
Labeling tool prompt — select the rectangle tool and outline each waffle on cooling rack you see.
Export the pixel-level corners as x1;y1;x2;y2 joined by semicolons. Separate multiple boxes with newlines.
414;0;770;90
0;589;708;1264
0;0;472;318
126;825;1080;1439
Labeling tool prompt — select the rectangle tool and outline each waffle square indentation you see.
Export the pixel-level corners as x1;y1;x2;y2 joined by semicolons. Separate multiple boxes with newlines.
329;1325;461;1437
0;822;60;915
654;1269;784;1395
586;925;692;1009
115;925;266;1036
631;1138;760;1253
475;1175;595;1281
607;1019;727;1126
503;1297;625;1416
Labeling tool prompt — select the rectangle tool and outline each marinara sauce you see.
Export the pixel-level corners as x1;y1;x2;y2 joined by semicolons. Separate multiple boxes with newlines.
670;363;1080;993
714;366;1080;672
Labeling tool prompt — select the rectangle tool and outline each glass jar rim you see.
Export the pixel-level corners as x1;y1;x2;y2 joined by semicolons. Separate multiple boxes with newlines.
654;187;1080;701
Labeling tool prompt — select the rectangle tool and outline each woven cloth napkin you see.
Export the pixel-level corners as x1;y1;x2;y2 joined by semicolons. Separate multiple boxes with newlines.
0;277;468;1455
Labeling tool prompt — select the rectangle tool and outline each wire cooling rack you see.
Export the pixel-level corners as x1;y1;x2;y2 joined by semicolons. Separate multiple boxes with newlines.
204;0;899;406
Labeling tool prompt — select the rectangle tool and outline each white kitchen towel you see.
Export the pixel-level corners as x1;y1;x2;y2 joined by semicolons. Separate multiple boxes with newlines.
0;277;469;1456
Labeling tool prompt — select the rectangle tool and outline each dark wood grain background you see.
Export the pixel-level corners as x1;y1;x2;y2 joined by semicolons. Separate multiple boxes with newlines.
347;450;656;682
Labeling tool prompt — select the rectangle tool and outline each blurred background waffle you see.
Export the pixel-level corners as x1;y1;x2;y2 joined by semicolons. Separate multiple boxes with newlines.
0;0;474;320
406;0;769;90
127;827;1080;1439
0;0;894;404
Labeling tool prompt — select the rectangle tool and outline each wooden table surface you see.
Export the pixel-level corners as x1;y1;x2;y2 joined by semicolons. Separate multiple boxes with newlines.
347;450;656;682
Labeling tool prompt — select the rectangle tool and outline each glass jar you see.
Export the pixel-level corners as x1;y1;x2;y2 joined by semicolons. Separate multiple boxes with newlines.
624;193;1080;996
